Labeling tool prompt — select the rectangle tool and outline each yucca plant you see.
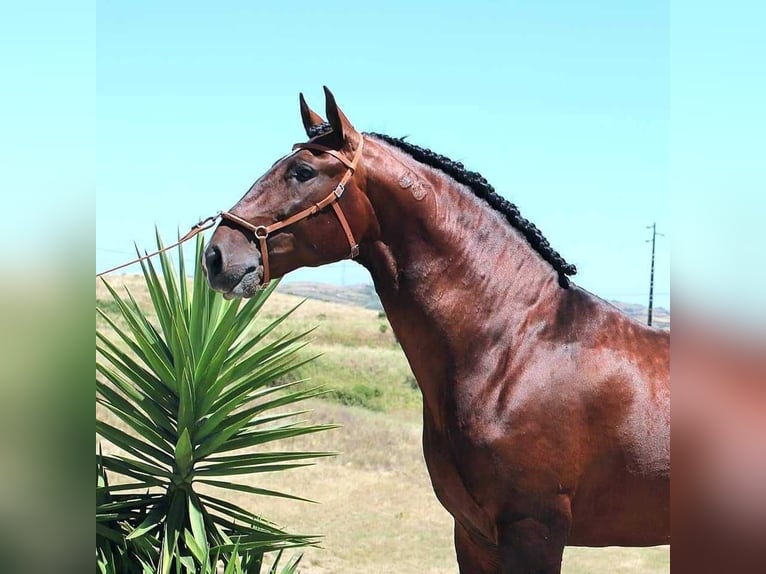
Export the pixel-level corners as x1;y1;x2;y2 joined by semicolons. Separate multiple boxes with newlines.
96;232;335;573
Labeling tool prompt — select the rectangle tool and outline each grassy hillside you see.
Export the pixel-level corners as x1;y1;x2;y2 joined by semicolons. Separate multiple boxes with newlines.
278;281;671;330
96;276;669;573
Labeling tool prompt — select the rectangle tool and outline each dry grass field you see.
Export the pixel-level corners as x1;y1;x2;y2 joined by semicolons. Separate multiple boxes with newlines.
96;276;669;573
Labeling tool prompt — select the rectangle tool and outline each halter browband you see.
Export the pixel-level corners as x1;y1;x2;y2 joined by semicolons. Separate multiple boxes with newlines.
220;135;364;286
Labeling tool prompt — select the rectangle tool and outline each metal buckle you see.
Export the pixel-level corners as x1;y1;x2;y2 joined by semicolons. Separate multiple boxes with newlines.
192;211;222;230
334;183;345;198
350;244;360;258
254;225;269;239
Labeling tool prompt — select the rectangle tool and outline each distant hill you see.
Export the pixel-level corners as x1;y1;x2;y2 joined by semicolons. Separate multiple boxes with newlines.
609;300;670;330
278;282;384;310
277;281;670;330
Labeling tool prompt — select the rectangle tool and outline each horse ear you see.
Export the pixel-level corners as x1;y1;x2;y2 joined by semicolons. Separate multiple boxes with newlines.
299;93;326;137
323;86;356;147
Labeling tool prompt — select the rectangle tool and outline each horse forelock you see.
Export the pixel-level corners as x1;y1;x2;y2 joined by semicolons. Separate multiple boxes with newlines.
306;122;333;139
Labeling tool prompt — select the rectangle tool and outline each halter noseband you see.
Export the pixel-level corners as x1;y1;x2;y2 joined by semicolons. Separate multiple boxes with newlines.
220;135;365;286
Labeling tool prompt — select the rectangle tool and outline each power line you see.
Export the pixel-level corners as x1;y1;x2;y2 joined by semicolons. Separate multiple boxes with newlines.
646;223;665;326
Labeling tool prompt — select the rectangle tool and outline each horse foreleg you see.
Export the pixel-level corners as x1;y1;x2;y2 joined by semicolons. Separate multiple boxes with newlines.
497;510;571;574
454;520;502;574
454;514;569;574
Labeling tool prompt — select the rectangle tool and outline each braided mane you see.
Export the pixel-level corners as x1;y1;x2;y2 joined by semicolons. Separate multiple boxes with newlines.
305;123;577;288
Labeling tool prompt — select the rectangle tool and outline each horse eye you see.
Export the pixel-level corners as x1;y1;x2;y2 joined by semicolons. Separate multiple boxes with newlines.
294;165;316;183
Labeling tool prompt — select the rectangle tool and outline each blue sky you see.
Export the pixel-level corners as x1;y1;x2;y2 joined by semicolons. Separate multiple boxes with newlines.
94;1;671;309
0;2;761;319
0;2;93;266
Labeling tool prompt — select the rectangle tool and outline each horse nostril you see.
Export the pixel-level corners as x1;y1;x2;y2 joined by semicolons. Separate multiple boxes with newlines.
205;244;223;278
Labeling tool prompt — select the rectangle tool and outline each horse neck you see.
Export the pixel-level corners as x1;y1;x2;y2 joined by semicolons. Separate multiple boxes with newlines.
357;138;563;418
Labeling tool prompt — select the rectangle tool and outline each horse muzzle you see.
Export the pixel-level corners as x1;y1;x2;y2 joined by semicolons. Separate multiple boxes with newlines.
202;241;264;299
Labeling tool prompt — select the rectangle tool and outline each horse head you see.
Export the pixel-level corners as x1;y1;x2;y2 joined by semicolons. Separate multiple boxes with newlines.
203;87;373;298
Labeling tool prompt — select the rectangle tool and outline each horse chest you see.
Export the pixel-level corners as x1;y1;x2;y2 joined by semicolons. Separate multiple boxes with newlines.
421;416;500;541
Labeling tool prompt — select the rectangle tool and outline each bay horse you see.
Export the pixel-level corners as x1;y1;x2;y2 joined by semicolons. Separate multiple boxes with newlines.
203;87;670;573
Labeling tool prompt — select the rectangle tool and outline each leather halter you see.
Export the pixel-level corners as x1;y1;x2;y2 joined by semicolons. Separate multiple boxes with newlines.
220;135;364;286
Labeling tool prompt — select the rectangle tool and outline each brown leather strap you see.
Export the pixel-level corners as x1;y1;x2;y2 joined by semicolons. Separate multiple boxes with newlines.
259;235;270;284
331;201;359;258
96;212;222;277
218;211;273;283
221;136;364;286
216;210;260;234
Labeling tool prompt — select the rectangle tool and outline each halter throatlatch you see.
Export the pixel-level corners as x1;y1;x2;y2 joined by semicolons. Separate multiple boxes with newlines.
220;136;364;286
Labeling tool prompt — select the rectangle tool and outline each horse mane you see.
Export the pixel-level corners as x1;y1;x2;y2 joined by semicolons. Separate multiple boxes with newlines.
305;123;577;288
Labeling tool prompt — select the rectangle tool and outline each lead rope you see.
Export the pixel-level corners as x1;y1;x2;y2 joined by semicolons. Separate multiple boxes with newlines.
96;137;364;283
95;212;221;277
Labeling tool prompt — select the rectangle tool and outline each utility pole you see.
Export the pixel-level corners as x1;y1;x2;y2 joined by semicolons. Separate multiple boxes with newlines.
646;223;664;326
